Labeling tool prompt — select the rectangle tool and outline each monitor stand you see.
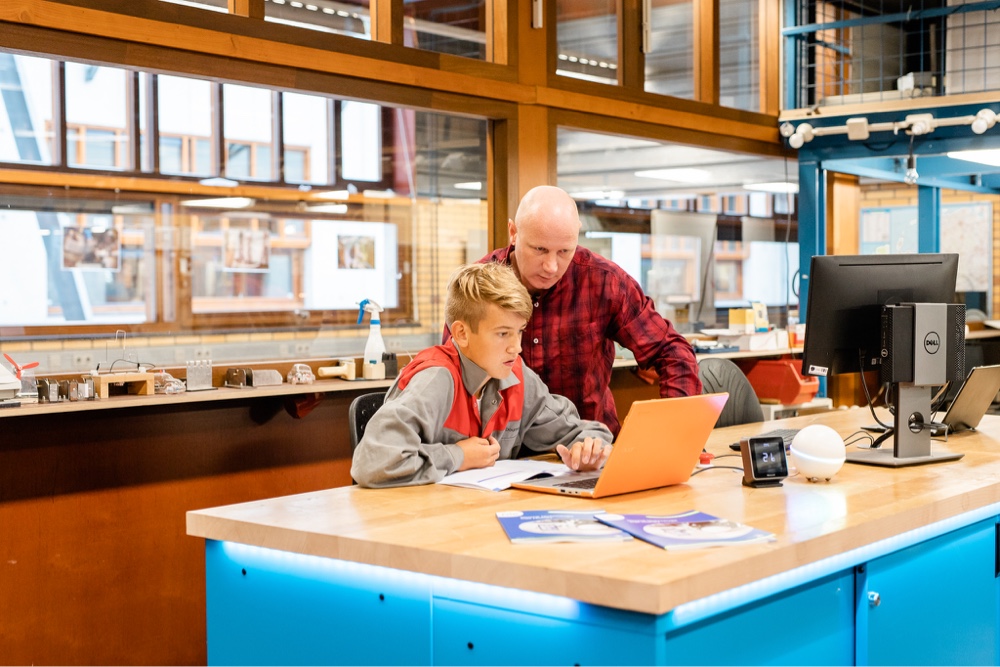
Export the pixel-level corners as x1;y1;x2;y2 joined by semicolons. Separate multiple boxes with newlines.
847;382;964;468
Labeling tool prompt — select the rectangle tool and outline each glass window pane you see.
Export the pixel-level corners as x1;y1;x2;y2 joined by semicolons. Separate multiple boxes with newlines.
158;0;227;12
139;72;151;172
160;136;183;173
0;200;154;326
557;0;618;85
224;83;273;181
283;92;328;184
226;143;251;179
65;62;128;170
406;0;486;59
644;0;694;98
0;53;55;165
83;129;118;168
158;74;214;176
264;0;371;40
719;0;759;111
340;101;381;183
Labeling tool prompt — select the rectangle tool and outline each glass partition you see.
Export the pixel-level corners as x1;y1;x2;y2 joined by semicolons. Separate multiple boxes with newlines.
0;53;488;372
644;0;694;98
557;0;619;85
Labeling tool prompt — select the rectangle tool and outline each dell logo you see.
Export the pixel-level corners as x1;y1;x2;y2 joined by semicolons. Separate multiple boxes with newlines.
923;332;941;354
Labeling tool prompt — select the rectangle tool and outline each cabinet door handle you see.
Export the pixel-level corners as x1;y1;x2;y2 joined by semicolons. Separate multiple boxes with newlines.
868;591;881;607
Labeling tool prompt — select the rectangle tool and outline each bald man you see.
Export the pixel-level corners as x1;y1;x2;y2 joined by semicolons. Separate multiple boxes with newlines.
456;185;702;437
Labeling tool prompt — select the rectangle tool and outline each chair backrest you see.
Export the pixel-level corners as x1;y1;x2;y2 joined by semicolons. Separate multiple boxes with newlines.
698;357;764;428
349;391;386;452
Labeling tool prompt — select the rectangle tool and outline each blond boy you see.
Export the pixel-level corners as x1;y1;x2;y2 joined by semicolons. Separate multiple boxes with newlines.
352;263;612;488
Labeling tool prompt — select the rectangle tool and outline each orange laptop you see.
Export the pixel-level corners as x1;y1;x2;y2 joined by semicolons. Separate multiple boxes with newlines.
512;393;728;498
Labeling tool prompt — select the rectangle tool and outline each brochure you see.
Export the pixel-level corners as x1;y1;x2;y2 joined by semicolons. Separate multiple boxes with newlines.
596;510;775;550
438;459;571;492
496;510;633;544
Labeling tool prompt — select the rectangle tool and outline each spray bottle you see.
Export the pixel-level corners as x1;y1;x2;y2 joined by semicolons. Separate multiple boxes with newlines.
358;299;386;380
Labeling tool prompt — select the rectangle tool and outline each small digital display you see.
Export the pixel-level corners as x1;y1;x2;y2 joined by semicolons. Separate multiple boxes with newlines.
750;437;788;478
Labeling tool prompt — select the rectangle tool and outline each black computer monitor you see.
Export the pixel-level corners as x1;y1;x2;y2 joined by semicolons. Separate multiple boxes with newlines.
801;252;966;468
802;253;960;378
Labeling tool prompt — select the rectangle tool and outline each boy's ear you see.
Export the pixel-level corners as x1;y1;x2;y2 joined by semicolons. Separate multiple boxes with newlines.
450;320;471;348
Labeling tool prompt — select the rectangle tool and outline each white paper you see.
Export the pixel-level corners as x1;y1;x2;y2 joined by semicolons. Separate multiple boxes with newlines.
438;459;571;492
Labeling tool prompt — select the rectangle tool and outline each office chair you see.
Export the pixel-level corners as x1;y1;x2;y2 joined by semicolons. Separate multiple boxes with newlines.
348;391;386;453
698;357;764;428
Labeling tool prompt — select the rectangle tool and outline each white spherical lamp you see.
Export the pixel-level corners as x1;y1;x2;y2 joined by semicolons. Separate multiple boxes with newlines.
790;425;846;482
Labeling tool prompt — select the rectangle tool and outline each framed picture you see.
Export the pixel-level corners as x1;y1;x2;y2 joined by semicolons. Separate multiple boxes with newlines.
62;226;121;271
338;234;376;270
224;228;270;272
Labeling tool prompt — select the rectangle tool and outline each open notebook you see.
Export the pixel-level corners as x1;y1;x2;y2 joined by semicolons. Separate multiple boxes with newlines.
511;393;728;498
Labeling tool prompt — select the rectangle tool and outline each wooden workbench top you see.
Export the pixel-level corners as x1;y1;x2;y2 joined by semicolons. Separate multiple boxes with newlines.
187;409;1000;615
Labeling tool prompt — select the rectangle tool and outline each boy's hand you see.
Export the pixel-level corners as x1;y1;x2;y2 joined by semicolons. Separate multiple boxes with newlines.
556;438;611;472
457;436;501;471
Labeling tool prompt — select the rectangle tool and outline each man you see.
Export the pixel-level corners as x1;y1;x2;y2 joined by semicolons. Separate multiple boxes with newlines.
460;185;702;436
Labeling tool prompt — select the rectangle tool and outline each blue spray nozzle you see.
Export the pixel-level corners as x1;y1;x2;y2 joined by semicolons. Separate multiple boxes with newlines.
357;299;384;325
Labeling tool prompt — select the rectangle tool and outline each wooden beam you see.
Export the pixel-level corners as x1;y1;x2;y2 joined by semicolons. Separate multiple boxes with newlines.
486;0;510;66
693;0;718;105
759;0;781;116
227;0;264;19
370;0;402;45
620;0;641;89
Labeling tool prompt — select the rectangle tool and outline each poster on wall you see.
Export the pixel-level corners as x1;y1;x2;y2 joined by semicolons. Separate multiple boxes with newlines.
306;220;398;310
224;228;270;272
338;235;376;269
62;226;121;271
859;202;992;294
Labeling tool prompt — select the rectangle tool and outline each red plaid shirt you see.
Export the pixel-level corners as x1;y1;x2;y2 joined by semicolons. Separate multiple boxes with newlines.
478;245;701;436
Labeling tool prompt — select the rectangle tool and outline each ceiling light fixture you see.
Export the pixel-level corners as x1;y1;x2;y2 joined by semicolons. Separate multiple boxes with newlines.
743;182;799;194
783;108;998;149
198;177;240;188
947;149;1000;167
179;197;255;209
454;181;483;191
634;168;712;184
307;204;349;214
314;190;351;200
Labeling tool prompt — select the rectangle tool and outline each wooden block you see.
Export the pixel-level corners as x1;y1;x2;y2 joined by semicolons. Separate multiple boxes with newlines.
93;372;155;399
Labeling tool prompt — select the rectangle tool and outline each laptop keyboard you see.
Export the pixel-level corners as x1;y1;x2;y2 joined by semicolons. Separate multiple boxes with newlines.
728;428;800;451
554;477;599;490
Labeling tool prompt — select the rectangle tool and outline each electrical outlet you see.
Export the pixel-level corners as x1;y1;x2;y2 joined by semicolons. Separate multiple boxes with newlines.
294;342;311;355
73;353;95;368
194;348;212;359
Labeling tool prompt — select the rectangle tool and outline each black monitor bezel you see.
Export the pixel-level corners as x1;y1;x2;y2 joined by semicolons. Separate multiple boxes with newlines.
801;253;960;377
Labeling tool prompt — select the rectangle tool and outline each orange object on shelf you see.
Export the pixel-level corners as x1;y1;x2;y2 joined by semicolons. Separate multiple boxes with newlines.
745;359;819;405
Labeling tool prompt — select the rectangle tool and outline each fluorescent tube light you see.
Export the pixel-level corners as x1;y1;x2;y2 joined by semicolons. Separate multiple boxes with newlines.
314;190;351;200
179;197;255;209
743;182;799;194
634;168;712;184
947;149;1000;167
198;177;240;188
307;204;349;214
454;181;483;191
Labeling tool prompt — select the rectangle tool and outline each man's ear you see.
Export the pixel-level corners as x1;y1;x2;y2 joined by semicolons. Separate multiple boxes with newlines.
507;218;517;245
450;320;471;348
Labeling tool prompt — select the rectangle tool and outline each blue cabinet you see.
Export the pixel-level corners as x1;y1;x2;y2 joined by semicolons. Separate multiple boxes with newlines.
857;518;1000;666
204;540;433;666
202;516;1000;666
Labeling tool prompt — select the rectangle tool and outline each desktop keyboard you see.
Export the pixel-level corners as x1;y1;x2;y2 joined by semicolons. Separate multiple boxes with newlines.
728;428;800;451
554;477;599;490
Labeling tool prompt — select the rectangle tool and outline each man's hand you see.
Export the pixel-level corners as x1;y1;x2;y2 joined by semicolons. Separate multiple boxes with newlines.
556;438;611;472
457;435;501;471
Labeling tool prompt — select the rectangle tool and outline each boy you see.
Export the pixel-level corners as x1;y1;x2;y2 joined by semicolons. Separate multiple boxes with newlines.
352;262;613;488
